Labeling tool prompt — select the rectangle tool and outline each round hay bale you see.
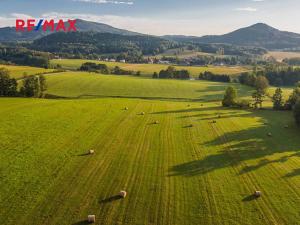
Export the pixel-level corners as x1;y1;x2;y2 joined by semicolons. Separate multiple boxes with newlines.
119;190;127;198
284;125;289;128
155;121;159;124
87;215;96;223
124;107;129;110
254;191;261;197
89;149;95;155
267;133;272;137
141;112;145;115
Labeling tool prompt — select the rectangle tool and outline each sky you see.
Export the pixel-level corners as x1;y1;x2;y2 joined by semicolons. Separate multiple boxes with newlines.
0;0;299;36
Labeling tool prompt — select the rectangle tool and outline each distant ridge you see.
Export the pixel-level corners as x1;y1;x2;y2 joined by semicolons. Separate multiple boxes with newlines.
1;20;300;50
164;23;300;50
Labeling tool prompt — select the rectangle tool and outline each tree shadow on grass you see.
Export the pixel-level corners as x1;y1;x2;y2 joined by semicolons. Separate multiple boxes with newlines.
242;194;258;202
151;106;221;115
72;220;89;225
99;195;122;204
283;168;300;178
77;153;91;157
169;110;300;178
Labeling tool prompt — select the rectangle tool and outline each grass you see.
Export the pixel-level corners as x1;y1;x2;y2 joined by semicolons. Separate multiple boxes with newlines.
0;97;299;225
0;68;299;225
0;65;55;79
50;59;250;77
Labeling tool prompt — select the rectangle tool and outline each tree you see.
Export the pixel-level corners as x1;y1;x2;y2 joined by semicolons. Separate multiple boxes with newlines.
0;68;18;96
286;83;300;109
20;75;46;98
222;86;237;107
294;99;300;126
39;75;47;94
152;72;158;79
272;87;284;110
255;75;269;92
252;89;265;109
252;76;269;109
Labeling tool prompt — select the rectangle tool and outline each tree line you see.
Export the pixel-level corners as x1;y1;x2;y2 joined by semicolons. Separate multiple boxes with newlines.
79;62;141;76
240;66;300;87
152;66;190;79
0;68;47;98
222;78;300;126
199;71;231;82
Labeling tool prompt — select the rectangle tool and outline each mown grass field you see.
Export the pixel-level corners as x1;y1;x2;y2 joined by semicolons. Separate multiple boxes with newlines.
50;59;249;77
0;70;299;225
264;51;300;62
0;65;55;79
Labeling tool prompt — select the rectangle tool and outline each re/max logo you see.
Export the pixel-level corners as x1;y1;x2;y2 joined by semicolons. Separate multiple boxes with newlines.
16;19;77;32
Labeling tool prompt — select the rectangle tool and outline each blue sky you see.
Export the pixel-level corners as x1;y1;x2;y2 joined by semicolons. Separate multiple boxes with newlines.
0;0;299;36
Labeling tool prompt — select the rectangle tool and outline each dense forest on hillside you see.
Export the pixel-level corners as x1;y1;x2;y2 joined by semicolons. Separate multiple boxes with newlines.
30;32;178;56
0;45;50;68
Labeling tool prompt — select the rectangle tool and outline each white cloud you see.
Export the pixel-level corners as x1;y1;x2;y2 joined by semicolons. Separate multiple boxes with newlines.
40;12;216;36
73;0;134;5
235;7;257;12
0;13;32;27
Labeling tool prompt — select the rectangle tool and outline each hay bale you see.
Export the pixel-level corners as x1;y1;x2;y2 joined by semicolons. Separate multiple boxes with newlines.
87;215;95;223
267;133;272;137
119;190;127;198
89;149;95;155
124;107;129;110
254;191;261;197
141;112;145;115
284;125;289;128
155;121;159;124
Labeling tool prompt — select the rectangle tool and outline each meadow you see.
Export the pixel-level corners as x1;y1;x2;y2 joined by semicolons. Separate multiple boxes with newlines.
44;71;253;101
0;65;55;79
51;59;249;77
0;67;299;225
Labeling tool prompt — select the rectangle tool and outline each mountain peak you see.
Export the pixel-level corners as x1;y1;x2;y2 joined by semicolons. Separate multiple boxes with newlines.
248;23;278;31
193;23;300;50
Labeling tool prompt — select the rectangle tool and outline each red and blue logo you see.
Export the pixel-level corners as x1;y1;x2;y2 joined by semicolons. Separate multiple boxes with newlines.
16;19;77;32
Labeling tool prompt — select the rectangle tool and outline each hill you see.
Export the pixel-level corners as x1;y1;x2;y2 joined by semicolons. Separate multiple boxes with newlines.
0;19;140;42
166;23;300;50
30;32;177;55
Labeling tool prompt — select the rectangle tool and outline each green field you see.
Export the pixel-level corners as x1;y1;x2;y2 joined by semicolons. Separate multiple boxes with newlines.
51;59;249;77
0;69;299;225
0;65;55;79
44;71;253;101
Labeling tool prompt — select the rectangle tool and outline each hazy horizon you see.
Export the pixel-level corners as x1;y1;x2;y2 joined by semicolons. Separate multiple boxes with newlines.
0;0;299;36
